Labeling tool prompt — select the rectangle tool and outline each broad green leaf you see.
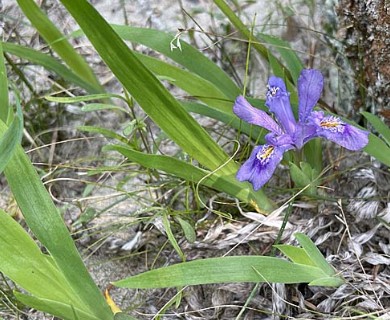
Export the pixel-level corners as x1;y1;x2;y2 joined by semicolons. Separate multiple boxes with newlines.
309;277;344;287
2;42;99;93
0;120;113;319
59;0;273;211
274;245;315;266
289;162;318;196
176;217;196;244
295;233;336;277
0;209;77;305
14;293;101;320
0;42;9;122
113;256;330;289
16;0;102;91
303;138;322;174
289;162;311;185
364;133;390;167
103;145;273;211
362;111;390;146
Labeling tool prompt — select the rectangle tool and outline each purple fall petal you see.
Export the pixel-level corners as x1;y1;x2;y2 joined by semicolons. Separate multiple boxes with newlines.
236;144;286;191
233;96;284;135
265;76;297;136
298;69;324;123
310;111;369;151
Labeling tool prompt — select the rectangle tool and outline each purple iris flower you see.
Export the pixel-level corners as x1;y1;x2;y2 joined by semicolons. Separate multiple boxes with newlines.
233;69;369;191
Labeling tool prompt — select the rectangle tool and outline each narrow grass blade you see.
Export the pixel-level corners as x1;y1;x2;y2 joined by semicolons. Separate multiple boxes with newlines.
0;209;77;305
107;25;241;99
213;0;293;84
14;293;101;320
16;0;102;91
364;133;390;167
258;33;303;83
104;145;273;211
81;104;127;113
0;121;112;319
113;256;329;289
2;42;99;93
135;52;231;111
58;0;273;211
79;126;129;144
162;212;186;261
0;42;9;122
45;93;126;103
0;99;23;175
60;0;232;174
362;111;390;146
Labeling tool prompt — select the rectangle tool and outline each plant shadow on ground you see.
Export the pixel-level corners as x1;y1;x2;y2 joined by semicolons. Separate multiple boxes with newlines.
1;0;389;319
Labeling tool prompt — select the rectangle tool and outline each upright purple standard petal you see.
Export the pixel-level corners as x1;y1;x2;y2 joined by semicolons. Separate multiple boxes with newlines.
233;96;284;135
265;76;297;136
236;144;287;190
310;111;369;151
298;69;324;123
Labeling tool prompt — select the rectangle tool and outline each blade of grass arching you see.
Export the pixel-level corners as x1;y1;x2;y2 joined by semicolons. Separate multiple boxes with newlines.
107;25;241;100
45;93;126;104
0;123;112;319
58;0;273;211
16;0;102;92
362;111;390;146
61;0;232;173
135;52;231;112
0;209;80;306
103;145;268;208
14;293;101;320
364;133;390;167
0;42;9;122
79;126;129;144
258;33;303;84
2;42;99;93
135;53;266;138
213;0;293;84
113;256;330;289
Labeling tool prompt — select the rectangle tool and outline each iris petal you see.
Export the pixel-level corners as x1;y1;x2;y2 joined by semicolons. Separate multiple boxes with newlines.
236;144;286;190
265;77;297;136
233;96;284;135
298;69;324;122
310;111;369;151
